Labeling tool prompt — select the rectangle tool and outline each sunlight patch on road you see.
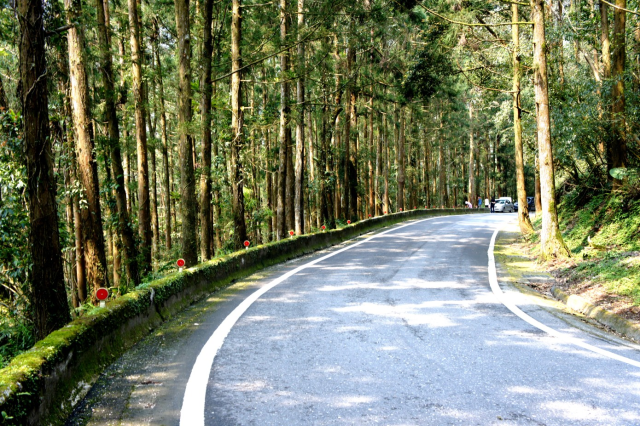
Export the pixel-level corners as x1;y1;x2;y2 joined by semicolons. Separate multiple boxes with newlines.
507;385;540;395
333;395;376;407
317;279;468;292
333;302;458;328
241;315;274;323
543;400;630;422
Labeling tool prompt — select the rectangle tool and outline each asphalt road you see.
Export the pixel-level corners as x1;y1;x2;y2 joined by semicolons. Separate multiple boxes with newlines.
67;213;640;426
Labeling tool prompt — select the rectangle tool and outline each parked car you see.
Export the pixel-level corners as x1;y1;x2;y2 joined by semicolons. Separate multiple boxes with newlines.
514;196;536;212
494;198;514;213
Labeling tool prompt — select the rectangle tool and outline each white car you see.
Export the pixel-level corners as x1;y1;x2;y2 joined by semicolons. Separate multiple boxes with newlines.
494;198;514;213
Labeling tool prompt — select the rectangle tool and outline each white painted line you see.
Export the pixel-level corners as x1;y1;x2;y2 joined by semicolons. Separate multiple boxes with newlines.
180;215;449;426
488;226;640;369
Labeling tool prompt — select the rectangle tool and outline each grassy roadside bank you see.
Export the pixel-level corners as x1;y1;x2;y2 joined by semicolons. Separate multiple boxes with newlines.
513;193;640;325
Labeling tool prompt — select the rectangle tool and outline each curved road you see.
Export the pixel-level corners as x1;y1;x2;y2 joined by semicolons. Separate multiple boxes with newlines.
68;214;640;426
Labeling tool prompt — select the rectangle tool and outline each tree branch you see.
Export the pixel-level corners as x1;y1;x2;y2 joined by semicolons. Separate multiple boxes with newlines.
455;58;515;94
45;24;74;37
601;0;640;16
418;3;532;27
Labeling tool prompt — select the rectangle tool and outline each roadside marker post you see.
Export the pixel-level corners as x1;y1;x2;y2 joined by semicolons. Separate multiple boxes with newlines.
321;225;326;232
177;258;185;272
96;288;109;308
244;240;250;250
347;220;351;225
289;230;294;238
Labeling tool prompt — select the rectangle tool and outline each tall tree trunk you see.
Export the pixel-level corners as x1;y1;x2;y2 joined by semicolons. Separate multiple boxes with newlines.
294;0;305;235
63;144;78;307
62;89;87;303
309;107;318;229
600;1;613;168
396;106;405;211
277;0;290;239
368;100;374;217
455;147;460;207
320;99;334;228
467;103;476;208
153;20;172;251
513;3;533;234
73;186;86;301
348;89;358;220
96;0;139;285
383;113;390;214
345;40;357;221
150;141;160;263
424;137;431;207
19;0;70;335
601;1;612;79
534;156;542;212
556;0;565;84
375;112;383;215
286;63;295;231
199;0;214;259
531;0;570;259
128;0;151;273
230;0;247;249
66;0;110;297
175;0;198;265
266;130;274;241
438;119;447;207
610;0;627;188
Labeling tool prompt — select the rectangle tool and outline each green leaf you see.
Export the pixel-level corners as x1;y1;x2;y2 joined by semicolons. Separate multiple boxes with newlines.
609;168;628;180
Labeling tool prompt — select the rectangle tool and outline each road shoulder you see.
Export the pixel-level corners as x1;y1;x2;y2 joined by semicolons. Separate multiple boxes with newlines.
494;220;640;345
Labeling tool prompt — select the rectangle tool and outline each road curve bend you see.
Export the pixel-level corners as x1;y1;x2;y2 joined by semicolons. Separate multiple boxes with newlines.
68;214;640;426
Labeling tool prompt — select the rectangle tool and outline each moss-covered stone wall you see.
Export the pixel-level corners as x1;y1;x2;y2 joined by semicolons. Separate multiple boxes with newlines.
0;209;483;425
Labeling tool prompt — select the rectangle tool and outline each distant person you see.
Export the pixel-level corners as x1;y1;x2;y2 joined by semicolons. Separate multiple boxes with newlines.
478;196;482;209
484;198;489;208
490;196;496;213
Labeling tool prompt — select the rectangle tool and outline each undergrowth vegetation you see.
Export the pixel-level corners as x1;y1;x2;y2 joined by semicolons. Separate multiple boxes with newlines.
535;187;640;305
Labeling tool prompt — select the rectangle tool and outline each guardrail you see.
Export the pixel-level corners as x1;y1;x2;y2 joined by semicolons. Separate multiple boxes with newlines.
0;208;486;425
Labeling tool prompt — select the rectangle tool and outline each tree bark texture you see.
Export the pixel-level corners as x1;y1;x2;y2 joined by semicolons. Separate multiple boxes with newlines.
294;0;305;235
531;0;570;259
277;0;290;239
19;0;71;337
153;21;172;251
175;0;198;265
127;0;152;273
345;42;357;221
230;0;247;249
66;0;110;296
513;3;533;234
610;0;627;188
200;0;214;259
397;107;405;211
96;0;139;284
467;103;476;208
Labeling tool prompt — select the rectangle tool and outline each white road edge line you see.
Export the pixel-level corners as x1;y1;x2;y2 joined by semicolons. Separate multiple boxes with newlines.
488;225;640;369
180;215;444;426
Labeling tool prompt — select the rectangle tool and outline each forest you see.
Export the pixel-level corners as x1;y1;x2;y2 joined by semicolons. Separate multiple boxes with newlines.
0;0;638;366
